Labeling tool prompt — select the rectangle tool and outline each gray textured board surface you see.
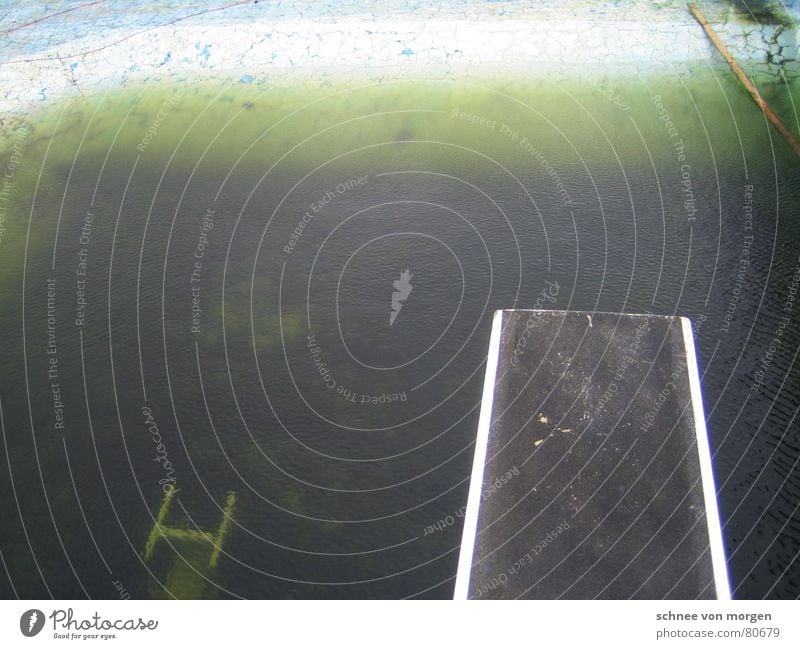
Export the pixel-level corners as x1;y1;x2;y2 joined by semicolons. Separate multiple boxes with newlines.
456;310;729;600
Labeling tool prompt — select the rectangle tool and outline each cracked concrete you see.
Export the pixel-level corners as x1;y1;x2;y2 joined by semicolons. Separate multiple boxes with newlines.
0;0;797;116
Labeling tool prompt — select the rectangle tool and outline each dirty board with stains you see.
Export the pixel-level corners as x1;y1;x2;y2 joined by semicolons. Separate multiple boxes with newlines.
455;310;729;599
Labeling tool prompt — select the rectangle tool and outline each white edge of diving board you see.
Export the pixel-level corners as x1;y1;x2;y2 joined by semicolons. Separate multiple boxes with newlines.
454;309;504;599
681;316;732;600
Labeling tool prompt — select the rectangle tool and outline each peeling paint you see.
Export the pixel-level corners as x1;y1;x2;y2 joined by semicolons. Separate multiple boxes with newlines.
0;1;796;116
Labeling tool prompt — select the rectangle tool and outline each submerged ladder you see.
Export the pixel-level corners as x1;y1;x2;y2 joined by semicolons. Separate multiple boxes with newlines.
144;489;236;571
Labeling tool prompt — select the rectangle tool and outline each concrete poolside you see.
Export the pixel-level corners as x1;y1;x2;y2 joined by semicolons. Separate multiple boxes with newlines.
0;0;797;116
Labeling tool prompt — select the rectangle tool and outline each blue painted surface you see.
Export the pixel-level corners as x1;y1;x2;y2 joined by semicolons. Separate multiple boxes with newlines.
6;0;796;61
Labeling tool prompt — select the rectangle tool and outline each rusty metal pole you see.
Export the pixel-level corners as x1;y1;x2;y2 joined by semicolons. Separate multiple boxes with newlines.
688;2;800;158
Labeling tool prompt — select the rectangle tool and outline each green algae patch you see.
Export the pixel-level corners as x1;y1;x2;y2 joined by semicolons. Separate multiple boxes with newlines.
1;71;797;188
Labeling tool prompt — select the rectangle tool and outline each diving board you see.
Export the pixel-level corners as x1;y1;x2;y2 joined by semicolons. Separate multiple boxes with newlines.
455;310;730;599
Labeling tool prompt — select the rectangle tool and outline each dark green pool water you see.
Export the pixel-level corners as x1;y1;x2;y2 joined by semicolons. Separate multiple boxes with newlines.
0;71;798;598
